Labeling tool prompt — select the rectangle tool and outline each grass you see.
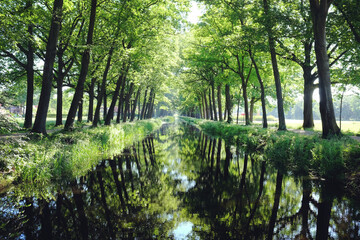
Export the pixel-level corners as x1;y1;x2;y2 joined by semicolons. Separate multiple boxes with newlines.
14;117;92;132
0;117;173;191
251;119;360;136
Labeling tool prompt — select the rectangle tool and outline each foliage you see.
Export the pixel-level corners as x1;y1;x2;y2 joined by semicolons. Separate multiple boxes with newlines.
312;140;345;180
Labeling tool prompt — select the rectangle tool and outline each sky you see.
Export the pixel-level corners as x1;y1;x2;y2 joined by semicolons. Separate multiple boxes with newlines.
187;2;204;24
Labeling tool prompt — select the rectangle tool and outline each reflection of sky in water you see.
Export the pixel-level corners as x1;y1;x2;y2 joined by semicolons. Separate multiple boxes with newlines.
164;157;196;192
170;170;196;191
173;221;194;240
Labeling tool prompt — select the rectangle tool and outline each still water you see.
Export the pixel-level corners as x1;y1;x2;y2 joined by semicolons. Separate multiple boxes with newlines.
1;123;359;239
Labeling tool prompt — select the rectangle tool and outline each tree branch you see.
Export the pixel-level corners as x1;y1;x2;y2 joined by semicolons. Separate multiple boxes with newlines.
1;50;26;68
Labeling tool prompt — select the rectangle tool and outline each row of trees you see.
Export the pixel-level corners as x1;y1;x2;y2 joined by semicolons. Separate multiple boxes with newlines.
0;0;188;134
178;0;359;138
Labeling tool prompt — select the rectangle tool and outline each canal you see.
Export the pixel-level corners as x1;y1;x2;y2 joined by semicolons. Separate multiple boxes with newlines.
1;122;359;239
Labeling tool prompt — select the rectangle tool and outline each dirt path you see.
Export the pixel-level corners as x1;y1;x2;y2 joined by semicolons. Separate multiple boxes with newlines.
288;129;319;136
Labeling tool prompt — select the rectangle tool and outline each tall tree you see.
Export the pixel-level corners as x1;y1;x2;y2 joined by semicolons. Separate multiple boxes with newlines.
262;0;286;130
64;0;97;130
32;0;63;134
309;0;340;137
0;0;36;129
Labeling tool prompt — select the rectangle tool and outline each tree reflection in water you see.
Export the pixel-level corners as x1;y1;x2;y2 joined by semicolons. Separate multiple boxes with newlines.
0;123;359;239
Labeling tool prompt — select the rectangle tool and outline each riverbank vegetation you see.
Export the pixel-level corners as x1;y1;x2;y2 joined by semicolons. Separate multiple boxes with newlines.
180;116;360;196
0;118;173;191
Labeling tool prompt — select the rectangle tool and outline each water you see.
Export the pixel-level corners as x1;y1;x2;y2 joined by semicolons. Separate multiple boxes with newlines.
0;123;359;239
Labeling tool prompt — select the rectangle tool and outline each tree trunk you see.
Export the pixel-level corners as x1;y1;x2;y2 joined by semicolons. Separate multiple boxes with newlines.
77;99;83;122
147;93;155;119
211;82;217;121
302;41;316;128
236;55;251;125
32;0;63;134
242;85;250;125
129;100;133;119
24;23;35;129
87;77;96;122
208;89;213;120
309;0;340;137
103;92;107;121
140;88;148;120
263;0;286;131
303;80;316;128
201;94;206;119
203;90;209;119
116;74;127;123
249;97;255;123
236;96;240;124
249;48;267;128
92;48;113;126
123;82;134;122
116;96;123;123
64;0;97;130
105;72;127;125
131;87;141;121
138;91;141;120
217;84;222;121
225;84;232;123
55;52;64;126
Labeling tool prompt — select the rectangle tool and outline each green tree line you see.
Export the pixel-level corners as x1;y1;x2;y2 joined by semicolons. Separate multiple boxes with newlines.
178;0;359;138
0;0;189;134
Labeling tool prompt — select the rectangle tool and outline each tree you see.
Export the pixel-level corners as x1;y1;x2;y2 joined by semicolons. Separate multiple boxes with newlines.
309;0;340;137
64;0;97;130
0;0;36;129
262;0;286;130
32;0;64;134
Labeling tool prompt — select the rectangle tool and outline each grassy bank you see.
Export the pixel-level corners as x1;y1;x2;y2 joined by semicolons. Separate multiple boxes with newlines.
180;117;360;196
0;117;173;190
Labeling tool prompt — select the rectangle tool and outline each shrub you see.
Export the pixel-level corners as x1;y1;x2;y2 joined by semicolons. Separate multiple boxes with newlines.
343;145;360;172
311;140;344;179
289;136;315;176
264;134;292;173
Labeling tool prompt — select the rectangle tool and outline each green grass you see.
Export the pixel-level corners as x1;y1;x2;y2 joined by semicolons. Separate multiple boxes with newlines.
252;119;360;136
14;117;92;132
0;117;172;190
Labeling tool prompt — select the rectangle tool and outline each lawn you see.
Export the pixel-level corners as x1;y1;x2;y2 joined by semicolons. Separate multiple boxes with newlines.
236;118;360;135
